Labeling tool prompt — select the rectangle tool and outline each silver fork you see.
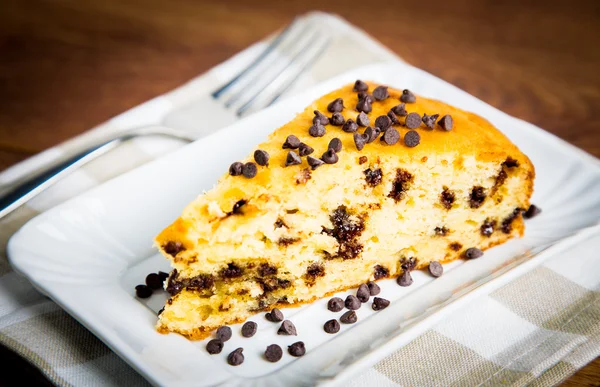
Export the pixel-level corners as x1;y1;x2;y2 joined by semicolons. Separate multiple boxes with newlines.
0;16;331;219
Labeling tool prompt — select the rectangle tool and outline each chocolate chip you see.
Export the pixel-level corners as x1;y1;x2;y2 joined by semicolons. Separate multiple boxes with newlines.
229;162;243;176
307;156;324;170
283;135;301;149
277;320;297;336
340;311;357;324
469;186;486;208
324;319;340;334
387;110;400;124
428;261;443;277
364;126;379;143
206;339;224;354
216;326;232;342
321;149;339;164
135;284;152;298
356;97;372;113
353;132;369;150
464;247;484;259
404;130;420;147
357;112;370;127
227;348;244;366
391;104;407;117
524;204;542;219
372;85;389;101
309;123;326;137
254;150;270;166
313;110;330;125
375;115;392;131
288;341;306;357
367;281;380;296
343;119;358;133
358;92;374;102
345;295;361;310
327;297;344;312
298;142;314;156
481;219;496;236
372;297;390;311
285;151;302;167
382;128;400;145
358;156;368;164
405;112;421;129
397;270;413;287
158;271;169;282
400;89;416;103
328;138;342;153
265;344;283;362
241;321;257;338
266;308;284;322
242;162;257;178
331;113;345;126
356;284;370;303
438;114;453;131
422;114;439;129
353;80;369;92
327;98;344;113
145;273;163;290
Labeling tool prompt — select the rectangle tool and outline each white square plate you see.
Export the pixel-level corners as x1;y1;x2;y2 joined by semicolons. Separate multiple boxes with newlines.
7;61;600;386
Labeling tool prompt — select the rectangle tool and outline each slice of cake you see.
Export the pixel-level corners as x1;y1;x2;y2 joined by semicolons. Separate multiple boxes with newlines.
154;81;534;339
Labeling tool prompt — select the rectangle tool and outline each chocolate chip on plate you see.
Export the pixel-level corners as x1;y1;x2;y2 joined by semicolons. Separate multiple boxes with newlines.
367;281;380;296
422;113;439;129
288;341;306;357
356;112;370;127
428;261;444;277
397;270;413;287
391;104;408;117
282;135;301;149
313;110;330;125
321;149;339;164
242;162;258;178
438;114;453;131
375;115;392;131
343;119;359;133
404;130;420;148
356;97;372;113
356;284;370;303
265;344;283;362
382;128;400;145
405;112;421;129
307;156;325;170
298;142;314;156
353;132;369;151
254;150;270;166
327;98;344;113
353;80;369;92
387;110;400;124
229;162;243;176
324;319;340;334
145;273;163;290
372;297;390;311
464;247;484;259
135;284;152;298
266;308;284;322
331;113;345;126
523;204;542;219
285;151;302;167
227;348;244;366
206;339;224;355
372;85;389;101
345;295;361;310
309;123;326;137
158;271;169;282
340;311;357;324
241;321;257;338
400;89;416;103
328;297;344;312
328;138;343;153
216;326;232;342
277;320;297;336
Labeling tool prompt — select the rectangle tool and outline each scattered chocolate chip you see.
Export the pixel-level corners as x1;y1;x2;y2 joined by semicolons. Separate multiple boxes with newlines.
266;308;284;322
405;112;421;129
345;295;361;310
324;319;340;334
356;97;372;113
331;113;345;126
353;80;369;92
400;89;416;103
158;271;169;282
438;114;453;131
372;297;390;311
327;98;344;113
163;241;185;256
288;341;306;357
397;270;413;287
404;130;420;147
387;110;400;124
283;135;301;149
328;297;344;312
328;138;343;153
309;123;326;137
241;321;257;338
464;247;484;259
449;242;462;251
277;320;297;336
503;157;520;168
321;149;339;164
206;339;224;355
375;115;392;131
372;85;389;101
285;151;302;167
401;257;418;271
356;284;370;303
364;168;383;187
358;156;368;164
135;284;152;298
298;142;314;156
342;119;358;133
428;261;444;277
353;132;369;150
422;114;439;129
242;162;257;178
313;110;330;125
440;187;455;210
227;348;244;366
391;104;408;117
469;186;486;208
265;344;283;362
373;265;389;280
356;112;370;127
216;326;232;342
524;204;542;219
340;311;357;324
480;219;496;237
367;281;380;296
434;226;449;236
145;273;163;290
364;126;380;143
254;150;270;166
382;128;400;145
307;156;324;170
229;162;243;176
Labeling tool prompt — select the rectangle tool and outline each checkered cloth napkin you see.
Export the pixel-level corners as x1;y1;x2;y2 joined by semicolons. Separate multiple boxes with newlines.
1;12;598;386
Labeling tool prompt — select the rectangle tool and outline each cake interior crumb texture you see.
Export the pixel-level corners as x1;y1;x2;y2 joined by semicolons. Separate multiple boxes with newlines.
154;82;535;339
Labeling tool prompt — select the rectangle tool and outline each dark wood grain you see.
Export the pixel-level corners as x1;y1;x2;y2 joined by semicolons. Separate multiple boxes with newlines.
0;0;599;385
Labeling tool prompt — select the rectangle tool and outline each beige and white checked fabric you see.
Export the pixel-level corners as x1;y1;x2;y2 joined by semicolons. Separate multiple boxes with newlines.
1;12;598;387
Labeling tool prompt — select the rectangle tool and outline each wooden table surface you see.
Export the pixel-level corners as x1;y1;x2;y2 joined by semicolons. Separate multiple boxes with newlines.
1;0;599;385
